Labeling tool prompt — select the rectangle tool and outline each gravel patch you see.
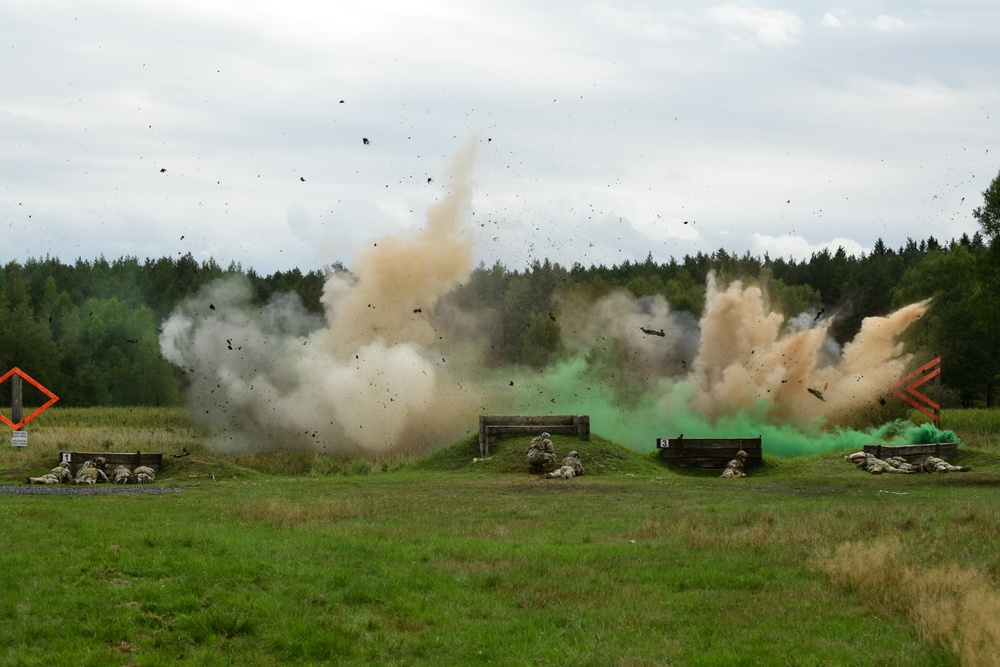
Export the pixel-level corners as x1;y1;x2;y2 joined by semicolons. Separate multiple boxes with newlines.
0;484;188;496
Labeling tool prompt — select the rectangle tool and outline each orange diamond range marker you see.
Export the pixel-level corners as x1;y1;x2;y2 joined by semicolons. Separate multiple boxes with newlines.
0;367;60;430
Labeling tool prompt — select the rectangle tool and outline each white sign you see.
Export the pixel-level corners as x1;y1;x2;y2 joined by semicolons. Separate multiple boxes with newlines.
11;431;28;447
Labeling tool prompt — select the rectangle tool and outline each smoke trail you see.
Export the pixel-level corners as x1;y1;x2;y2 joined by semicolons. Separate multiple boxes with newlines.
161;140;936;457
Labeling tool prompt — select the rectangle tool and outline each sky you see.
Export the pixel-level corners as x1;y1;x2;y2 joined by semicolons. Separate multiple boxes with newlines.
2;0;998;276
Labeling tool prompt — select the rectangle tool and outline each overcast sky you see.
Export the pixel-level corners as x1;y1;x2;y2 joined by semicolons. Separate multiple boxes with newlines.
2;1;998;275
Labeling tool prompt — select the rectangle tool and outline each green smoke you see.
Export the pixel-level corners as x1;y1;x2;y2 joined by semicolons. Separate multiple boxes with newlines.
508;353;960;457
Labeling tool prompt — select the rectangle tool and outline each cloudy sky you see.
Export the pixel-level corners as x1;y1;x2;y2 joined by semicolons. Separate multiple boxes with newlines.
2;0;997;275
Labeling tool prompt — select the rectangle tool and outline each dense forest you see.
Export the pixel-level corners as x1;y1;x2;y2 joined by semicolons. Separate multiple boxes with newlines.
4;171;1000;410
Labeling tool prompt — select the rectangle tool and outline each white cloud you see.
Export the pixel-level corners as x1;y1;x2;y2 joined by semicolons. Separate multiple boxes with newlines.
870;14;914;33
584;2;695;42
821;8;858;30
708;4;803;46
751;234;870;262
821;12;842;29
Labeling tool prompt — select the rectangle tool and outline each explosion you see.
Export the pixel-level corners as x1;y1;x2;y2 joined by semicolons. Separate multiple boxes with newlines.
161;141;933;456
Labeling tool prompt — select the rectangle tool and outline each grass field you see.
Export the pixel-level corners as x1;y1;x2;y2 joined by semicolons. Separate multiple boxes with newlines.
1;407;999;665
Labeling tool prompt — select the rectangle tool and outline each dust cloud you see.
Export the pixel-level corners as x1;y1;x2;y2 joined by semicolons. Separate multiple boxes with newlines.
161;141;933;456
160;139;486;455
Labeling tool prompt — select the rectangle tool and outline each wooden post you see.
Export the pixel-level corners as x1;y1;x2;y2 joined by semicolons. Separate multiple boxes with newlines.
11;374;22;429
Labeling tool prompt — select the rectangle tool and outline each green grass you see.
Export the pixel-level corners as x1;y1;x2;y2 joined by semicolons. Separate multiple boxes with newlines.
3;407;1000;664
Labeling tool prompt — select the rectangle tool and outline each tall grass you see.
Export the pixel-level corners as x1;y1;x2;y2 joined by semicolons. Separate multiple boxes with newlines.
815;538;1000;667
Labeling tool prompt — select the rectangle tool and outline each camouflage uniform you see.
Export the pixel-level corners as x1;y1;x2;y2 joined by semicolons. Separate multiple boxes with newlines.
133;466;156;484
112;465;134;484
74;460;110;484
53;461;74;483
526;432;557;473
884;456;920;472
25;461;72;485
545;451;584;479
720;451;748;478
919;456;969;473
845;452;913;474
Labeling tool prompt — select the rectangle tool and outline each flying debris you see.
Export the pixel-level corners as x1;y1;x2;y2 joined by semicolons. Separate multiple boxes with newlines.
362;138;369;145
813;308;826;322
640;327;666;337
160;168;167;173
413;308;422;313
807;387;826;402
300;177;305;182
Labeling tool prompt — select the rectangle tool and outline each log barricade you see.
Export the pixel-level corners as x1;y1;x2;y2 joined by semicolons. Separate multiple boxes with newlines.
862;442;958;462
656;436;763;469
60;451;163;476
478;415;590;457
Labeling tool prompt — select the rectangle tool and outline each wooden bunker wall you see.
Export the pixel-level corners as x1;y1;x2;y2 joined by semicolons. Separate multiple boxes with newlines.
658;437;763;469
478;415;590;457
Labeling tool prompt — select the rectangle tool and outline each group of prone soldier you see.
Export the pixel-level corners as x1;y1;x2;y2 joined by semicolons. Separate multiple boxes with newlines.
25;457;156;485
845;451;970;474
526;432;585;479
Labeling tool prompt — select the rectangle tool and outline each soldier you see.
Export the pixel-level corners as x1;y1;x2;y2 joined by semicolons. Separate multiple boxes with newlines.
526;432;557;473
918;456;970;473
112;465;134;484
133;466;156;484
845;452;913;474
884;456;921;473
545;451;584;479
25;461;73;485
74;460;110;484
721;450;748;478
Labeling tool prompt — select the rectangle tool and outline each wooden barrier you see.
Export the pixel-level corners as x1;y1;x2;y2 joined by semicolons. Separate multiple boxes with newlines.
60;451;163;477
657;436;763;469
862;442;958;462
478;415;590;457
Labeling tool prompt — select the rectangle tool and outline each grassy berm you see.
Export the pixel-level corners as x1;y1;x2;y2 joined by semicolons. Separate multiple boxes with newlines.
1;407;1000;666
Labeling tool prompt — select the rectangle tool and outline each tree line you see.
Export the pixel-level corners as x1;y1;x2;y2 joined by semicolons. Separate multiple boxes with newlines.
4;169;1000;409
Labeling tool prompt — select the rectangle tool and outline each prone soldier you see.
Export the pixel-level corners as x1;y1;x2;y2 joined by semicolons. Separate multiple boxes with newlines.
112;465;134;484
74;460;110;484
25;461;73;485
883;456;921;472
845;452;914;474
918;456;970;473
545;451;584;479
133;466;156;484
